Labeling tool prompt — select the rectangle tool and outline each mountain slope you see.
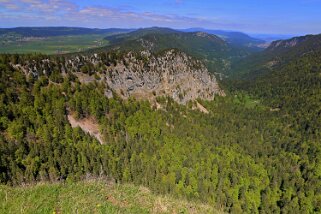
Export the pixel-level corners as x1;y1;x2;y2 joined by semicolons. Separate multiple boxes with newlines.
265;34;321;52
103;27;252;74
229;33;321;78
221;35;321;213
104;27;177;43
182;28;265;48
228;35;321;140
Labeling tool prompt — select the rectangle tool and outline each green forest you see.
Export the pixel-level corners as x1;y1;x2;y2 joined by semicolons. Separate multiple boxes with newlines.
0;47;320;214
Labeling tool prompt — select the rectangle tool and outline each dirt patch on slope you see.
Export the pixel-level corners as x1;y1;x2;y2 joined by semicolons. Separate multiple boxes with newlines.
67;114;104;144
191;101;209;114
196;102;209;114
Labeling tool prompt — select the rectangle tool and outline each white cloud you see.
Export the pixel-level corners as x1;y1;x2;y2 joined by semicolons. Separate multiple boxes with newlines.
0;0;239;30
0;0;21;10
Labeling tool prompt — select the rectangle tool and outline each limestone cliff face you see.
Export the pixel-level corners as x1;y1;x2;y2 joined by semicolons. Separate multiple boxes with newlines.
12;49;224;104
101;50;224;103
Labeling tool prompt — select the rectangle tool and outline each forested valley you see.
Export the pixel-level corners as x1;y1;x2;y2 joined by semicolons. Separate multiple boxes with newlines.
0;47;320;214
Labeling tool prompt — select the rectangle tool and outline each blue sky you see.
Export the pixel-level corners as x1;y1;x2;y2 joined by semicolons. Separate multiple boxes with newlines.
0;0;321;34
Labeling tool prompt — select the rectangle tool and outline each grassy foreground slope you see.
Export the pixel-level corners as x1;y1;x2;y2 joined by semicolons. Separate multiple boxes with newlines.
0;181;220;214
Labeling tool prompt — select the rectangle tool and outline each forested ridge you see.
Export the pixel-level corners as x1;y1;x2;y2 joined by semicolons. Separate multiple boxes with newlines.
0;48;320;214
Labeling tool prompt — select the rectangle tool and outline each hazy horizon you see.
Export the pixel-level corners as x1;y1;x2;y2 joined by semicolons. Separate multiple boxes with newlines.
0;26;300;38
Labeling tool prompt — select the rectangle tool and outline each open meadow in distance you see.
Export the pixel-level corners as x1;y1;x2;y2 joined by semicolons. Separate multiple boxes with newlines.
0;34;109;54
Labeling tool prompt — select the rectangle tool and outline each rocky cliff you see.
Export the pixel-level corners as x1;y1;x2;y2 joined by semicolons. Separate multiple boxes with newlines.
101;50;224;103
12;49;224;104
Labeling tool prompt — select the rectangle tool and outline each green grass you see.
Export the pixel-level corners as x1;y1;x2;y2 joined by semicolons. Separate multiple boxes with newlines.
0;180;221;214
230;93;266;110
0;34;109;54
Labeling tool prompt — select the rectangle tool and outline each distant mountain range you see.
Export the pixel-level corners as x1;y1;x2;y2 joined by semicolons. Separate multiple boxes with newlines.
0;26;297;51
0;26;289;44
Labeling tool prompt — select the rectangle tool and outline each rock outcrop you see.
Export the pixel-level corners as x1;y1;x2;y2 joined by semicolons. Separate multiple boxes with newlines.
101;50;224;103
12;49;224;104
